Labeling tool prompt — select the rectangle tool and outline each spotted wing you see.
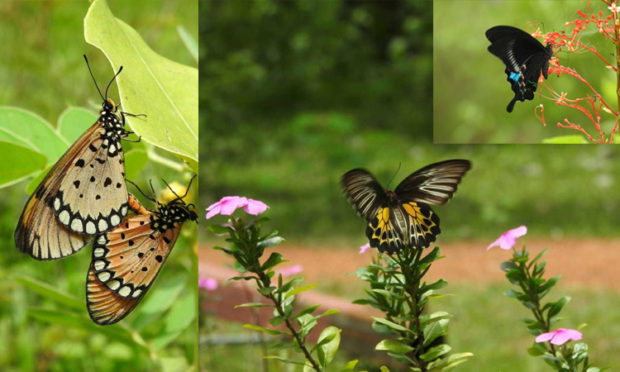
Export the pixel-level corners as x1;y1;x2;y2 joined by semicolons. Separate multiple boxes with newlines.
86;211;182;325
366;202;440;254
50;114;128;235
14;123;107;259
341;169;389;221
394;159;471;206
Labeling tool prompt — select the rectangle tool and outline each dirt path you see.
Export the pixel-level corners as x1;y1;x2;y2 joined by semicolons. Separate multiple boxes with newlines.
199;238;620;291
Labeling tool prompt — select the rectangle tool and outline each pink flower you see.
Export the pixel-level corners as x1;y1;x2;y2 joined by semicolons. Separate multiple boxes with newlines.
244;198;268;215
276;265;303;276
206;196;269;219
359;243;371;254
198;276;218;291
487;225;527;250
535;328;582;345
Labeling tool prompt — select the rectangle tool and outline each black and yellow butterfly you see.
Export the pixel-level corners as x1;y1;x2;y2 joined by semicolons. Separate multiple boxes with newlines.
86;177;197;325
15;56;139;260
341;160;471;254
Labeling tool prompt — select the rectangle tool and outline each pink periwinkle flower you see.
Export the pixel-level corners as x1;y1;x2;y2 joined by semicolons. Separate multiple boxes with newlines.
206;196;269;219
198;276;218;291
487;225;527;251
535;328;582;345
359;243;371;254
276;265;304;276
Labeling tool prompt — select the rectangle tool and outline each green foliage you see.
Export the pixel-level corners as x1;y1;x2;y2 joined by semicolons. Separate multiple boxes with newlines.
355;247;472;371
500;246;599;371
85;0;198;165
208;211;346;371
0;1;197;371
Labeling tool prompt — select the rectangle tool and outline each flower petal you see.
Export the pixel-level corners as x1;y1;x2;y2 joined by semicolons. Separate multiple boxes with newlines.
359;243;371;254
535;331;555;343
487;225;527;250
218;196;247;215
244;198;268;215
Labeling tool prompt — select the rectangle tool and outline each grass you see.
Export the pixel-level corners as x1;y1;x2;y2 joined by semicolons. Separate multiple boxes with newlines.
200;284;620;371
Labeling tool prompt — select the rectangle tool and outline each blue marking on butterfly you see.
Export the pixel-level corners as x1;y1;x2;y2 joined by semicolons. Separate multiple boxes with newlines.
509;71;521;83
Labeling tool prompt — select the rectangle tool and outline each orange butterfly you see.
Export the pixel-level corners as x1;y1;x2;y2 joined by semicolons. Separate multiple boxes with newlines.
15;56;140;260
86;177;197;325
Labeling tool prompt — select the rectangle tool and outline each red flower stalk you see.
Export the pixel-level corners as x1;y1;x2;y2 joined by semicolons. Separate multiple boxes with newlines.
533;0;620;143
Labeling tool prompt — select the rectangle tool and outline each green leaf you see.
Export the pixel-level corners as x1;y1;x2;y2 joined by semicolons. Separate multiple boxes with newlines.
258;236;285;249
316;326;341;367
152;291;196;350
547;296;570;319
25;164;52;194
542;135;588;144
295;304;320;318
243;324;283;336
57;107;97;143
235;302;270;309
426;352;473;370
207;224;234;235
0;107;68;161
177;25;198;62
375;339;414;354
124;148;148;180
372;317;412;333
420;344;451;362
262;252;284;271
13;274;82;310
286;284;317;298
423;319;448;346
84;0;198;164
0;141;47;188
339;359;359;372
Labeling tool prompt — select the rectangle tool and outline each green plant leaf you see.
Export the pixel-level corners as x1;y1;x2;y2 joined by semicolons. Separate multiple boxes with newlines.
420;344;451;362
177;25;198;62
542;135;588;144
243;324;283;336
124;149;148;180
375;339;414;354
13;274;82;310
316;326;341;367
152;291;196;350
0;107;67;161
57;107;97;143
0;141;47;189
371;317;412;333
84;0;198;164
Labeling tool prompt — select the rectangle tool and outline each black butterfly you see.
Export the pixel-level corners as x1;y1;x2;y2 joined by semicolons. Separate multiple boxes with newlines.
486;25;553;113
341;160;471;254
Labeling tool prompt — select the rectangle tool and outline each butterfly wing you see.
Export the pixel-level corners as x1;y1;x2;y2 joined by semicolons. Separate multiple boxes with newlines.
486;26;553;112
366;202;440;254
86;200;185;325
341;169;389;221
50;111;129;235
394;159;471;205
14;123;106;259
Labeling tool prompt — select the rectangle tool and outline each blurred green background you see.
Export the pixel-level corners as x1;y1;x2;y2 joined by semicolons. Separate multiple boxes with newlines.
434;0;617;143
201;0;620;371
0;1;197;371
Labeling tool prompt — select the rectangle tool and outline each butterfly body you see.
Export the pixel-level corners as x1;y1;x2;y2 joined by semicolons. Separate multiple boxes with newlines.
342;160;470;254
87;189;197;325
486;25;553;112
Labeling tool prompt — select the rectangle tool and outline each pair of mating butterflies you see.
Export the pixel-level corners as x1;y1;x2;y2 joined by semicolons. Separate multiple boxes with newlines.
14;56;197;325
486;25;553;113
342;159;471;254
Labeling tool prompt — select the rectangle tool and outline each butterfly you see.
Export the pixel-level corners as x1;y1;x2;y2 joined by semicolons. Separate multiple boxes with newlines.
341;160;471;254
86;176;198;325
486;25;553;112
15;55;140;260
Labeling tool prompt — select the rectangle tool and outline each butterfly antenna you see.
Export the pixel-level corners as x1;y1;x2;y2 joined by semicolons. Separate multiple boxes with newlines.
83;55;105;101
126;179;157;203
162;174;196;202
104;65;124;100
385;162;402;190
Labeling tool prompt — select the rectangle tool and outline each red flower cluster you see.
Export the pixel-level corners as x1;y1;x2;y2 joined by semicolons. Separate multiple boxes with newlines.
533;1;620;143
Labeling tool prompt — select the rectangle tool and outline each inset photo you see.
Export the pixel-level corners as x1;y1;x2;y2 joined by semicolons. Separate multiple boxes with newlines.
434;0;618;144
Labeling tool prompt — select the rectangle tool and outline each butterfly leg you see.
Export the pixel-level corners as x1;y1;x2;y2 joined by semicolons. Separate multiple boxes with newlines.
119;111;143;143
